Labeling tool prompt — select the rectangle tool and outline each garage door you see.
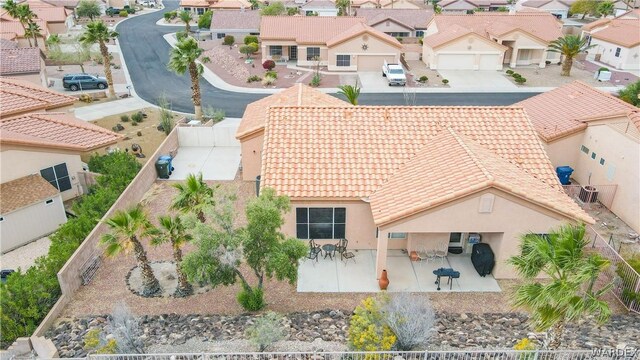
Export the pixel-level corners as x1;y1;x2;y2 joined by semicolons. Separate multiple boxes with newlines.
478;54;500;70
437;54;475;70
357;55;396;71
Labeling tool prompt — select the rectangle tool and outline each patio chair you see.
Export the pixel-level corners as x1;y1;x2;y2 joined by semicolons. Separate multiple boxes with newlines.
434;241;448;264
341;251;355;265
335;238;348;256
416;246;435;266
306;240;322;263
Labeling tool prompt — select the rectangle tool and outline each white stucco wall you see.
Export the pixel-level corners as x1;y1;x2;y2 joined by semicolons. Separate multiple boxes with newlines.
588;38;640;70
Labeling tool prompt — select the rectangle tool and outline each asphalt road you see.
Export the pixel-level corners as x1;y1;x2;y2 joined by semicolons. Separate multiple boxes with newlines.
117;1;540;117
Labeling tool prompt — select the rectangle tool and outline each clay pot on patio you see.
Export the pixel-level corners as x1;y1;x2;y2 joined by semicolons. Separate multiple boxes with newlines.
379;270;389;290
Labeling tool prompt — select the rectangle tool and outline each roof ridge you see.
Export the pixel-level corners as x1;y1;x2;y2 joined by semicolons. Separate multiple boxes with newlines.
446;127;495;183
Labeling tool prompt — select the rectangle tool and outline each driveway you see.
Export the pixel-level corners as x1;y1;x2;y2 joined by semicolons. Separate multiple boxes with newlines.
358;71;390;89
438;70;517;90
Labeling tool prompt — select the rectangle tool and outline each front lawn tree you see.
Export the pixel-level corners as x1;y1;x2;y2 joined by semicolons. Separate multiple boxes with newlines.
76;0;101;19
79;20;118;98
570;0;598;18
508;224;612;350
24;20;42;47
240;43;258;59
167;36;209;119
151;215;193;297
618;80;640;106
170;173;215;223
260;2;286;15
597;1;614;16
337;84;361;105
179;10;193;34
548;35;594;76
198;10;212;29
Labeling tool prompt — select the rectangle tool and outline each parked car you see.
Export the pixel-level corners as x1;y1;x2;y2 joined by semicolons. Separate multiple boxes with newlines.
141;1;155;6
62;74;108;91
106;6;121;15
382;60;406;86
1;269;15;283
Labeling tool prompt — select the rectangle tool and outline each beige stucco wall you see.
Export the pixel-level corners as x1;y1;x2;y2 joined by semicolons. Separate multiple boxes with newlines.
240;131;263;181
371;19;413;35
327;34;401;71
423;35;505;70
9;71;47;87
588;38;640;71
441;0;475;11
47;22;67;35
0;194;66;253
543;131;584;170
0;148;84;201
296;46;329;67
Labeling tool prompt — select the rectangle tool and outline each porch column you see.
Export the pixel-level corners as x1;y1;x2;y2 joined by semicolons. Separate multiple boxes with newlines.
539;50;547;68
261;44;268;62
509;47;518;68
375;229;389;279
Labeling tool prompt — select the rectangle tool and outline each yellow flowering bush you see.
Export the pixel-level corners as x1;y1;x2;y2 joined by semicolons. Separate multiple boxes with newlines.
348;296;397;352
514;338;536;350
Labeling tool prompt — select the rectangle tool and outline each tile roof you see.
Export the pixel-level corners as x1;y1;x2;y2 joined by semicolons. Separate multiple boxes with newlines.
0;174;60;214
589;19;640;47
423;23;475;47
439;0;508;7
515;81;638;142
210;10;260;30
260;16;366;43
1;0;70;23
210;0;252;9
261;106;561;200
326;21;402;47
0;19;47;37
180;0;209;6
520;0;575;8
236;83;350;139
0;47;41;75
0;77;76;116
0;38;18;48
301;0;337;9
369;128;592;225
0;112;122;151
356;8;434;29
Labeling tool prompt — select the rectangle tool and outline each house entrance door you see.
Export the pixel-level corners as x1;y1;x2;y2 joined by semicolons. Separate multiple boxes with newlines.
290;46;298;61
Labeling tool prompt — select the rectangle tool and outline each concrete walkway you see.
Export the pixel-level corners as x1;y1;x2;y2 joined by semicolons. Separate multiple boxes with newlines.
73;97;151;121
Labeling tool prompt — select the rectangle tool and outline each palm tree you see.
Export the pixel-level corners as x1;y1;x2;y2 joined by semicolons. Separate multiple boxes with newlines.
617;80;640;107
151;215;193;297
79;21;119;98
3;1;38;47
548;35;594;77
597;1;614;16
167;36;210;119
24;21;42;48
508;224;612;350
337;84;361;105
101;206;162;297
170;173;214;223
178;10;193;34
46;34;61;51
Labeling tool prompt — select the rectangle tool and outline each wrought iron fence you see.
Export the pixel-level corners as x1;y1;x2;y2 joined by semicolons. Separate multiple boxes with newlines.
562;184;617;210
586;226;640;314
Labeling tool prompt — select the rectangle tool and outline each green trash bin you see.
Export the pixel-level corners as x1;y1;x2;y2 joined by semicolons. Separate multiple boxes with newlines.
155;158;170;179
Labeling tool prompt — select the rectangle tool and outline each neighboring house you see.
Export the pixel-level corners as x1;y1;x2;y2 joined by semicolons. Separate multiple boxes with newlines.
348;0;426;10
516;81;640;232
0;77;75;116
0;46;48;87
356;8;434;37
1;0;74;34
422;13;563;70
0;174;67;253
613;1;639;16
0;18;49;49
437;0;509;13
258;102;592;280
180;0;252;13
260;16;403;71
299;0;339;16
581;13;640;70
236;83;350;181
519;0;575;19
210;10;260;40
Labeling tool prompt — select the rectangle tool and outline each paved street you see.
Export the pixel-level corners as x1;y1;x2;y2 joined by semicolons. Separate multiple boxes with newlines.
116;1;540;117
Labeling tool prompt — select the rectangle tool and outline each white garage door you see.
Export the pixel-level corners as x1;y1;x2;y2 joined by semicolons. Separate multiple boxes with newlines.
478;54;500;70
357;55;396;71
437;54;475;70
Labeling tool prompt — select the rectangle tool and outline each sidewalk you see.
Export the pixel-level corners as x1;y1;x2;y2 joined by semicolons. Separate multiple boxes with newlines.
73;97;151;121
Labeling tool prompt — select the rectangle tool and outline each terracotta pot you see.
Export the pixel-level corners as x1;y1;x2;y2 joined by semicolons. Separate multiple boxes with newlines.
379;269;389;290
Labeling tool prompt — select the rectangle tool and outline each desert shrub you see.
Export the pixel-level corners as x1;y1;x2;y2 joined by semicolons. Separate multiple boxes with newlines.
419;38;423;45
244;35;258;45
418;75;428;83
396;36;403;43
119;10;128;17
79;94;94;103
348;296;396;352
131;112;144;123
617;256;640;307
262;59;275;71
265;70;277;79
158;95;174;135
131;121;138;126
245;312;285;351
107;302;145;353
237;286;265;311
247;75;262;83
240;43;259;59
261;75;276;86
382;293;435;350
223;35;235;45
511;72;521;78
310;73;321;87
137;131;142;137
442;79;449;85
506;69;514;75
125;7;135;13
515;77;527;84
598;67;609;73
198;10;213;29
163;12;172;21
120;115;130;122
514;338;536;350
176;30;188;41
203;106;225;122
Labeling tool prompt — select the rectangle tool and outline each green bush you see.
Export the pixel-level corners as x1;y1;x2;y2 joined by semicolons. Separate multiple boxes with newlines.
203;106;225;122
0;152;141;348
125;7;135;13
237;286;265;311
265;70;277;79
120;114;130;122
442;79;449;85
119;10;128;17
245;312;285;351
262;60;275;71
618;256;640;307
131;121;138;126
261;75;276;86
223;35;235;45
506;69;514;75
396;36;403;43
310;73;321;87
515;77;527;84
244;35;258;45
247;75;262;83
348;296;396;352
511;73;521;78
598;67;609;73
198;10;213;29
131;112;144;123
176;30;188;41
418;75;428;83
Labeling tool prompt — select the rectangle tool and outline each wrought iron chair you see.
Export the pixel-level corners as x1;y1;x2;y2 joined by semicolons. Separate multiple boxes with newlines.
306;239;322;263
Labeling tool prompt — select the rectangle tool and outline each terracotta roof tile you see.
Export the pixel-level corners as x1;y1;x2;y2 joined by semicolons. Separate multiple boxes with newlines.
0;112;122;151
369;128;592;225
0;32;17;40
210;0;252;9
179;0;209;6
0;19;47;37
0;38;18;48
515;81;638;142
589;19;640;47
326;21;402;47
0;174;60;214
260;16;366;43
0;77;76;116
210;10;260;30
261;106;560;200
356;8;434;29
0;47;41;75
236;83;350;139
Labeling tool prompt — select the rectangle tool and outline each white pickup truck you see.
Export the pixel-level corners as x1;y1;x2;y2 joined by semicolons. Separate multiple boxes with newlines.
382;60;406;86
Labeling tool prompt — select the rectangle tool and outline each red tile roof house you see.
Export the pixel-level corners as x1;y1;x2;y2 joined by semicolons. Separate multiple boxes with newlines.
437;0;509;13
259;16;403;71
0;45;48;87
516;81;640;232
422;12;563;70
210;10;260;40
518;0;576;19
580;13;640;71
355;8;434;38
0;18;49;49
0;0;74;36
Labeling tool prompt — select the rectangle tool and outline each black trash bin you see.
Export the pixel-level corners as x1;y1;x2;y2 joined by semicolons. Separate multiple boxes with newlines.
155;158;170;179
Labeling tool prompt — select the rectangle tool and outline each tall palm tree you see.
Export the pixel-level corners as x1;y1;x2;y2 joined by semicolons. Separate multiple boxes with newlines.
167;36;210;119
101;206;162;297
170;173;215;223
178;10;193;34
337;84;361;105
597;1;614;17
151;215;193;297
79;21;119;98
508;224;612;350
46;33;61;51
24;21;41;48
548;35;594;77
3;1;38;47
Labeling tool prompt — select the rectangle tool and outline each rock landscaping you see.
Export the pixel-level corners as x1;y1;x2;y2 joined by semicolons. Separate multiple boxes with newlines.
48;311;640;357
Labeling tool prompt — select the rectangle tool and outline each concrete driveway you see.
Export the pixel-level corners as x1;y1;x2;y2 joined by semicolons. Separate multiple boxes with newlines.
358;71;389;89
438;70;517;90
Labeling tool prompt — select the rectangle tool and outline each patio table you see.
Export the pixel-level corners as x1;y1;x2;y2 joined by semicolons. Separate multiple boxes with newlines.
433;267;460;291
322;244;336;260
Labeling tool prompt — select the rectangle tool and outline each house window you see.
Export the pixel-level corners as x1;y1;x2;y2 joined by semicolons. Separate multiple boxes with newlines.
580;145;589;154
388;232;407;239
40;163;71;192
45;199;54;205
307;47;320;61
416;30;424;37
600;158;605;165
217;33;226;39
183;7;191;11
296;208;346;239
196;7;204;14
269;45;283;56
385;32;410;37
615;47;621;57
591;152;597;159
336;54;350;67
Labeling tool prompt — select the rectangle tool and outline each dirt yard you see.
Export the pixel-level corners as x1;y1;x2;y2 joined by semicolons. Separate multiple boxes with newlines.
406;60;449;88
502;63;616;88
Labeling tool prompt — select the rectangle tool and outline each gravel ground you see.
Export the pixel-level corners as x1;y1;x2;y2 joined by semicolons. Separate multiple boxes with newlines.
502;63;614;87
147;338;347;353
0;237;51;271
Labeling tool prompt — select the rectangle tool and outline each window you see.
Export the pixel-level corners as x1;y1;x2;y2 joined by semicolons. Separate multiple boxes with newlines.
591;152;597;159
40;163;71;192
307;47;320;61
384;32;410;37
580;145;589;154
336;54;350;67
183;7;191;11
615;47;621;57
600;158;605;166
45;199;54;205
216;33;226;39
250;32;260;35
269;45;282;56
388;232;407;239
196;7;204;14
296;208;346;239
416;30;424;37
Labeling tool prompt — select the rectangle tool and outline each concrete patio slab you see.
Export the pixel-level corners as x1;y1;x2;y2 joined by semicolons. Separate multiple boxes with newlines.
438;70;517;90
167;146;240;181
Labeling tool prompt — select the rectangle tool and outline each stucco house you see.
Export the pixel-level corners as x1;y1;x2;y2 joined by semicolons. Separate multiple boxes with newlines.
516;81;640;232
581;12;640;70
210;10;260;40
297;0;339;16
259;16;403;71
422;13;563;70
356;8;433;38
258;102;592;280
348;0;425;10
180;0;252;13
0;45;48;87
0;0;74;35
437;0;509;13
0;18;49;49
519;0;575;19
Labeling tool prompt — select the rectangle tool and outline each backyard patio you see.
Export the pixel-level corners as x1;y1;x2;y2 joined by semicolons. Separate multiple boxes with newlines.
298;250;501;293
